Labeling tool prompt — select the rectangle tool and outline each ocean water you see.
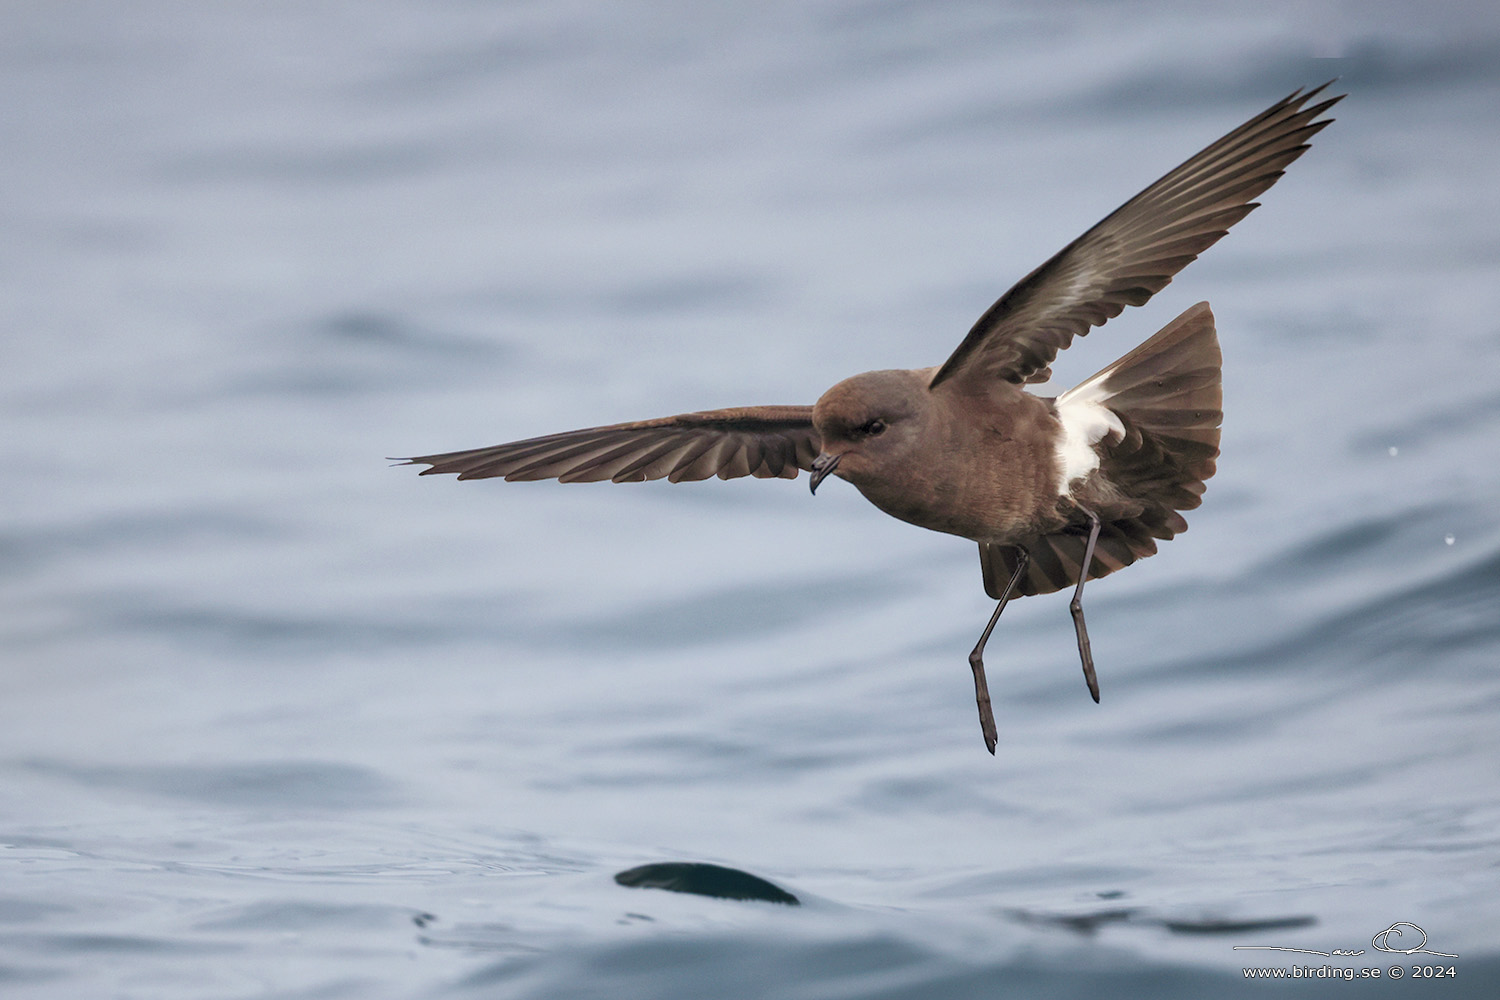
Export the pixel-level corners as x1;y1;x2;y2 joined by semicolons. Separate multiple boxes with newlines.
3;2;1500;997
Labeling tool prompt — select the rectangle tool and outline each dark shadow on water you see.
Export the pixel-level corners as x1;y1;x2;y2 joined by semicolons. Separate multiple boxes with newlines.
1160;915;1317;935
1007;905;1316;937
614;862;799;905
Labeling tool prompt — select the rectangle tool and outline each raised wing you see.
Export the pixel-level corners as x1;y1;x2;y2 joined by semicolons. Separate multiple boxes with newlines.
399;405;819;483
928;83;1342;390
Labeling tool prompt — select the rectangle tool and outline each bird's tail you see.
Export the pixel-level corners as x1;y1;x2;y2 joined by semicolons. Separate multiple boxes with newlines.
1062;299;1222;510
980;302;1222;598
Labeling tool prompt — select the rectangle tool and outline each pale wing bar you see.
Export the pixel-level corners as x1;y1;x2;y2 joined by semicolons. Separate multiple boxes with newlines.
929;84;1342;389
399;406;820;484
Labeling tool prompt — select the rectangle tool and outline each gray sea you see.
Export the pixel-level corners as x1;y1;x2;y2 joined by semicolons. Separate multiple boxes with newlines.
4;2;1499;997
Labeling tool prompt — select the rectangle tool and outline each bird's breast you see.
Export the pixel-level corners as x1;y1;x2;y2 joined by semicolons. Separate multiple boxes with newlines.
845;395;1066;543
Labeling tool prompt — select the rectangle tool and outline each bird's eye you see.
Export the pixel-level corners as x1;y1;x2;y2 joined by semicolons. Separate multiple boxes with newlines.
860;419;887;438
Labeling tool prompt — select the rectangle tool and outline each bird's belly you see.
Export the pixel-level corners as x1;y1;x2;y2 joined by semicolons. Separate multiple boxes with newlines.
851;474;1051;543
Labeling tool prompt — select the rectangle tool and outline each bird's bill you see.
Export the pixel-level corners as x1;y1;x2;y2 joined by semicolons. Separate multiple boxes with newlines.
808;453;841;494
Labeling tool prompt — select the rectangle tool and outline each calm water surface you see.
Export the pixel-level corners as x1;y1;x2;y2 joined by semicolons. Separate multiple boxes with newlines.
3;2;1500;997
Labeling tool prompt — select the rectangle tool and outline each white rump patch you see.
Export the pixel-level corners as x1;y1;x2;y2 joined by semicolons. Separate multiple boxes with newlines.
1054;372;1125;495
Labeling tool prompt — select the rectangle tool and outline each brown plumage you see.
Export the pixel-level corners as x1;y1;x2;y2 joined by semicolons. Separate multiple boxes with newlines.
410;406;819;484
979;301;1223;600
400;85;1340;754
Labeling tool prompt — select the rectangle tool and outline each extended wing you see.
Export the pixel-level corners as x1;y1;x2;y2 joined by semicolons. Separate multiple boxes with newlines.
400;405;819;483
928;84;1342;390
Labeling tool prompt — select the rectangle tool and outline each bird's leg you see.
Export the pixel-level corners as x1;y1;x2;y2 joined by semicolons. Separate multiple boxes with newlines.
968;546;1029;755
1070;505;1102;703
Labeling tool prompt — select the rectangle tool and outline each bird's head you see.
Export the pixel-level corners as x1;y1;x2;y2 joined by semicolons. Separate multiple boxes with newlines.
808;369;928;494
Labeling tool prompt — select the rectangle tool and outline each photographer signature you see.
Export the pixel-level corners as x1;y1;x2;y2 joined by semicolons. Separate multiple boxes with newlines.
1233;921;1458;958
